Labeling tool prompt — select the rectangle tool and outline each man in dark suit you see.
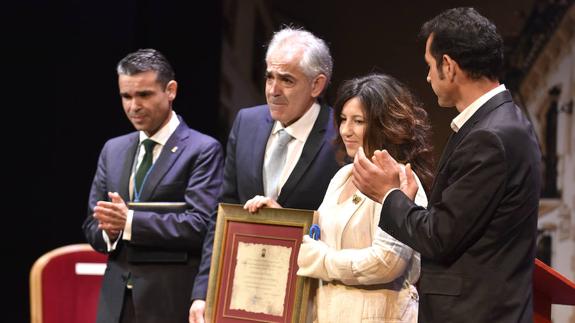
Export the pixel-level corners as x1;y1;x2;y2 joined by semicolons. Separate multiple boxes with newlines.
352;8;541;323
83;48;223;323
188;27;340;322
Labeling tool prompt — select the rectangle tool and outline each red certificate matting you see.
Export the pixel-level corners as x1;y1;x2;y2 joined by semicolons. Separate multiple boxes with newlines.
217;222;301;322
205;204;315;323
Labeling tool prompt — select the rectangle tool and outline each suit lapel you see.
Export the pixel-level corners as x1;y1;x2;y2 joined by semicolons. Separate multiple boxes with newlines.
138;121;188;201
337;190;367;249
120;135;139;202
252;111;274;195
331;167;367;249
435;132;459;175
278;104;330;204
434;90;513;176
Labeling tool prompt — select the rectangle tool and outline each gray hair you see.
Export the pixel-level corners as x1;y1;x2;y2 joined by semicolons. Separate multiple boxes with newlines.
266;27;333;85
116;48;175;88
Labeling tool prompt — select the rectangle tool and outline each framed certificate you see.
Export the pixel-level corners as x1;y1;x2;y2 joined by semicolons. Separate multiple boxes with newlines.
205;203;316;323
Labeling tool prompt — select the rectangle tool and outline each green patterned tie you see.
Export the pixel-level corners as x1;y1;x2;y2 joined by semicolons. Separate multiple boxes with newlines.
135;139;157;194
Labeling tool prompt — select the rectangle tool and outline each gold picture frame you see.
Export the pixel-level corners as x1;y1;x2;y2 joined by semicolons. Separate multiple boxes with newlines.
205;203;316;323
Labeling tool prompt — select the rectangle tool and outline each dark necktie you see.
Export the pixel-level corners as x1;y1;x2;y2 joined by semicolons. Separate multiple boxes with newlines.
135;139;157;194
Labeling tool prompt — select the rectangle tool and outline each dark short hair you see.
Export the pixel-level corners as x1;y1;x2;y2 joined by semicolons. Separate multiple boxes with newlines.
420;7;503;81
333;73;434;193
116;48;175;87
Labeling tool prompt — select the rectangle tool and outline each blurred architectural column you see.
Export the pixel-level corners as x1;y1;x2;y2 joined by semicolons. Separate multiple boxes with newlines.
508;1;575;322
219;0;274;136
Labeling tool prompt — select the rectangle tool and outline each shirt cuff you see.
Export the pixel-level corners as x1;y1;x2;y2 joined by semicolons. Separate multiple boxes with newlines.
122;209;134;241
381;188;400;204
102;230;122;252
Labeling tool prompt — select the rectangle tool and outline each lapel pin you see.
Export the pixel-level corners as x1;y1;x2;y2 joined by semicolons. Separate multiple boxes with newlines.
171;146;178;153
352;194;362;205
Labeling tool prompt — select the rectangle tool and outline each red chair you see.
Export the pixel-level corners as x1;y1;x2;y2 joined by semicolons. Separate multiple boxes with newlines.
30;244;108;323
533;258;575;323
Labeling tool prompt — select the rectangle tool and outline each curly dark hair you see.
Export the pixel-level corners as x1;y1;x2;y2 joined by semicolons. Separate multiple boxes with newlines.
419;7;503;81
333;73;434;194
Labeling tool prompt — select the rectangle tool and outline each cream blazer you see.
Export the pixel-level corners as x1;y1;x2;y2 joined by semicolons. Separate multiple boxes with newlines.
297;164;428;323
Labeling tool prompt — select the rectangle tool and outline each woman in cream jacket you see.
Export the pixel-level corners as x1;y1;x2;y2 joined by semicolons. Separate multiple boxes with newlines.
297;161;427;322
245;73;434;322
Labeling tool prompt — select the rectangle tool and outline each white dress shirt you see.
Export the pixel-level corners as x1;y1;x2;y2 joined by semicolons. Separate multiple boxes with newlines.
263;102;320;199
451;84;506;132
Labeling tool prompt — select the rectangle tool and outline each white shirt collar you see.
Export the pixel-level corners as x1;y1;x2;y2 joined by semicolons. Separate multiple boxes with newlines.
271;102;320;142
138;111;180;146
451;84;506;132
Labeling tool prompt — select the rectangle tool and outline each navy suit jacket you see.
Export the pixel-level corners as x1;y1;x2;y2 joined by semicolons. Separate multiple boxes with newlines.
380;91;541;322
222;103;340;209
82;116;223;323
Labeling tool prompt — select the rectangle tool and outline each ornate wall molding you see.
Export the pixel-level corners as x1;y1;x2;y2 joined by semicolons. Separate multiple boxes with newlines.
519;4;575;104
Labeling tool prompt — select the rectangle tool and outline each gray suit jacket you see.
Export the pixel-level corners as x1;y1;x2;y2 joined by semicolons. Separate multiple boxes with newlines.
83;117;223;323
380;91;541;322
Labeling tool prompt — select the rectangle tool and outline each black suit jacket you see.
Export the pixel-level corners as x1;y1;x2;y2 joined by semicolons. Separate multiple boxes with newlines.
380;91;541;322
82;117;223;323
222;103;340;209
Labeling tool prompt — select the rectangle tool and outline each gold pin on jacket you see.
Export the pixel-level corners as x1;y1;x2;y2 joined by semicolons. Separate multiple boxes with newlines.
352;194;362;204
